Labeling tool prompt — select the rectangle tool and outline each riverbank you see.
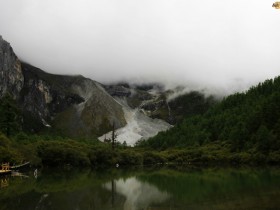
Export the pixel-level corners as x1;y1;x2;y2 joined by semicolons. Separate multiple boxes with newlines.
1;132;279;169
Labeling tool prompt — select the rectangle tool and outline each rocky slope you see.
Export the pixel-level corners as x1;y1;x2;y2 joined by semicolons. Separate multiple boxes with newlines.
20;63;127;137
0;36;126;138
103;83;216;125
0;36;214;143
100;83;217;145
0;36;173;141
98;97;171;146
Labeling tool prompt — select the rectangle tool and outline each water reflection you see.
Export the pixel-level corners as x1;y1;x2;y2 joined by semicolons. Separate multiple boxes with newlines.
104;178;170;210
11;171;29;178
34;194;49;210
1;171;29;189
0;167;279;210
0;177;9;188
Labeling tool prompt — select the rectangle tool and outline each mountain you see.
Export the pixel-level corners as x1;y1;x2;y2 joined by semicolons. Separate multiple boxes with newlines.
20;63;127;137
0;36;216;145
0;36;126;138
100;83;216;145
101;83;173;145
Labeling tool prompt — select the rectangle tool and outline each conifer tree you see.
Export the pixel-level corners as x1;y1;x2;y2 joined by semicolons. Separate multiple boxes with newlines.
0;94;21;136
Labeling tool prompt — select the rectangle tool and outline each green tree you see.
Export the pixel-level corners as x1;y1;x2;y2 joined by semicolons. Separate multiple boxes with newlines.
122;141;127;147
229;123;248;152
256;125;274;154
0;94;21;137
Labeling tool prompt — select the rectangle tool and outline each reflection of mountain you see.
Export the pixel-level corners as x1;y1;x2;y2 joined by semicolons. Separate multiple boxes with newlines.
104;177;170;210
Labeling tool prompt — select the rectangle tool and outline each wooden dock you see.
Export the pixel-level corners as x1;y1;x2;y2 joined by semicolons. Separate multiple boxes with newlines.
0;163;11;175
0;170;11;175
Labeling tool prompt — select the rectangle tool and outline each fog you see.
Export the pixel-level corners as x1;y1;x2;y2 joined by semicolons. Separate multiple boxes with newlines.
0;0;280;94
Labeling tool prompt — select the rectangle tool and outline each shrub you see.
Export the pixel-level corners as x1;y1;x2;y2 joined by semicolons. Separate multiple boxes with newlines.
89;147;116;167
143;151;166;165
37;141;90;167
118;150;143;166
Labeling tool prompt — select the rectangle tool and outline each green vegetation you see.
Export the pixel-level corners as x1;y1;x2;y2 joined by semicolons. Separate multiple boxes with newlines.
0;94;21;137
0;130;165;168
137;76;280;164
168;90;217;123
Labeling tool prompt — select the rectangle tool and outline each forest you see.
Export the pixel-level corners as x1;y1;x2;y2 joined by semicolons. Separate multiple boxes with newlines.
138;76;280;164
1;76;280;167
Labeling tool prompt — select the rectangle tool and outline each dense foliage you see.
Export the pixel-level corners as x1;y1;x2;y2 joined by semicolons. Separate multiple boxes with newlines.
138;76;280;163
168;91;217;123
0;94;21;136
0;130;167;167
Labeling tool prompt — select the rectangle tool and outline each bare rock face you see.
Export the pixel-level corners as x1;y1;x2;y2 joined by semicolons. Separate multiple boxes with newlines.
20;63;126;136
103;84;131;97
20;63;86;132
0;36;24;98
52;77;127;138
0;36;126;137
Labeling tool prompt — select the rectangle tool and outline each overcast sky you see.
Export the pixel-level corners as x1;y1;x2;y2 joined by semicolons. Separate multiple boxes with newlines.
0;0;279;93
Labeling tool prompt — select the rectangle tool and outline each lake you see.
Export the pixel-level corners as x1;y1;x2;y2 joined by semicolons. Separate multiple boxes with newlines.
0;166;279;210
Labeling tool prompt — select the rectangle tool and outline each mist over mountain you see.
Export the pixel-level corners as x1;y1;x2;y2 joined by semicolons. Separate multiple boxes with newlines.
1;36;218;145
0;0;279;95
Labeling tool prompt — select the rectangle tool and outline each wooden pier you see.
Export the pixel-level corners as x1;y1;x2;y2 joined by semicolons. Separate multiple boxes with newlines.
0;163;12;175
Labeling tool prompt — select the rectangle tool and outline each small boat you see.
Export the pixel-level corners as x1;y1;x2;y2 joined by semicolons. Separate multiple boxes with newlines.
10;162;30;170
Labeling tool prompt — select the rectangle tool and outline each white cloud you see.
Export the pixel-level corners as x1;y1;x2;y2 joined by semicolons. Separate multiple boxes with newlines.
0;0;279;93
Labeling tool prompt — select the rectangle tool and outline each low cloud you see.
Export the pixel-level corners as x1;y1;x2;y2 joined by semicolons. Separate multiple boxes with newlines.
0;0;279;94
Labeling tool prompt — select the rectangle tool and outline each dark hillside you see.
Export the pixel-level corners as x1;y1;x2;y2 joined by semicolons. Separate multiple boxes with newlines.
139;76;280;163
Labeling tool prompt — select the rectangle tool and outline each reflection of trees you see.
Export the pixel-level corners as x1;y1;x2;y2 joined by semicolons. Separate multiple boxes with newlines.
0;169;126;210
1;168;280;210
2;169;145;210
137;168;280;208
0;177;9;188
111;179;116;208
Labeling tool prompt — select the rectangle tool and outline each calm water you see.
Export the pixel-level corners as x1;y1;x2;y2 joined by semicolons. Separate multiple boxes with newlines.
0;166;280;210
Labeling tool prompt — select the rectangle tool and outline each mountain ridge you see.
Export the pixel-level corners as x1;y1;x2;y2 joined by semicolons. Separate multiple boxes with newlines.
0;36;216;144
0;36;127;137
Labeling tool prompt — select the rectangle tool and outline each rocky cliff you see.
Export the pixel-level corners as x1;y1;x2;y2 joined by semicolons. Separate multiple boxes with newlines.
0;36;215;143
0;35;24;99
0;36;126;137
19;63;127;137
